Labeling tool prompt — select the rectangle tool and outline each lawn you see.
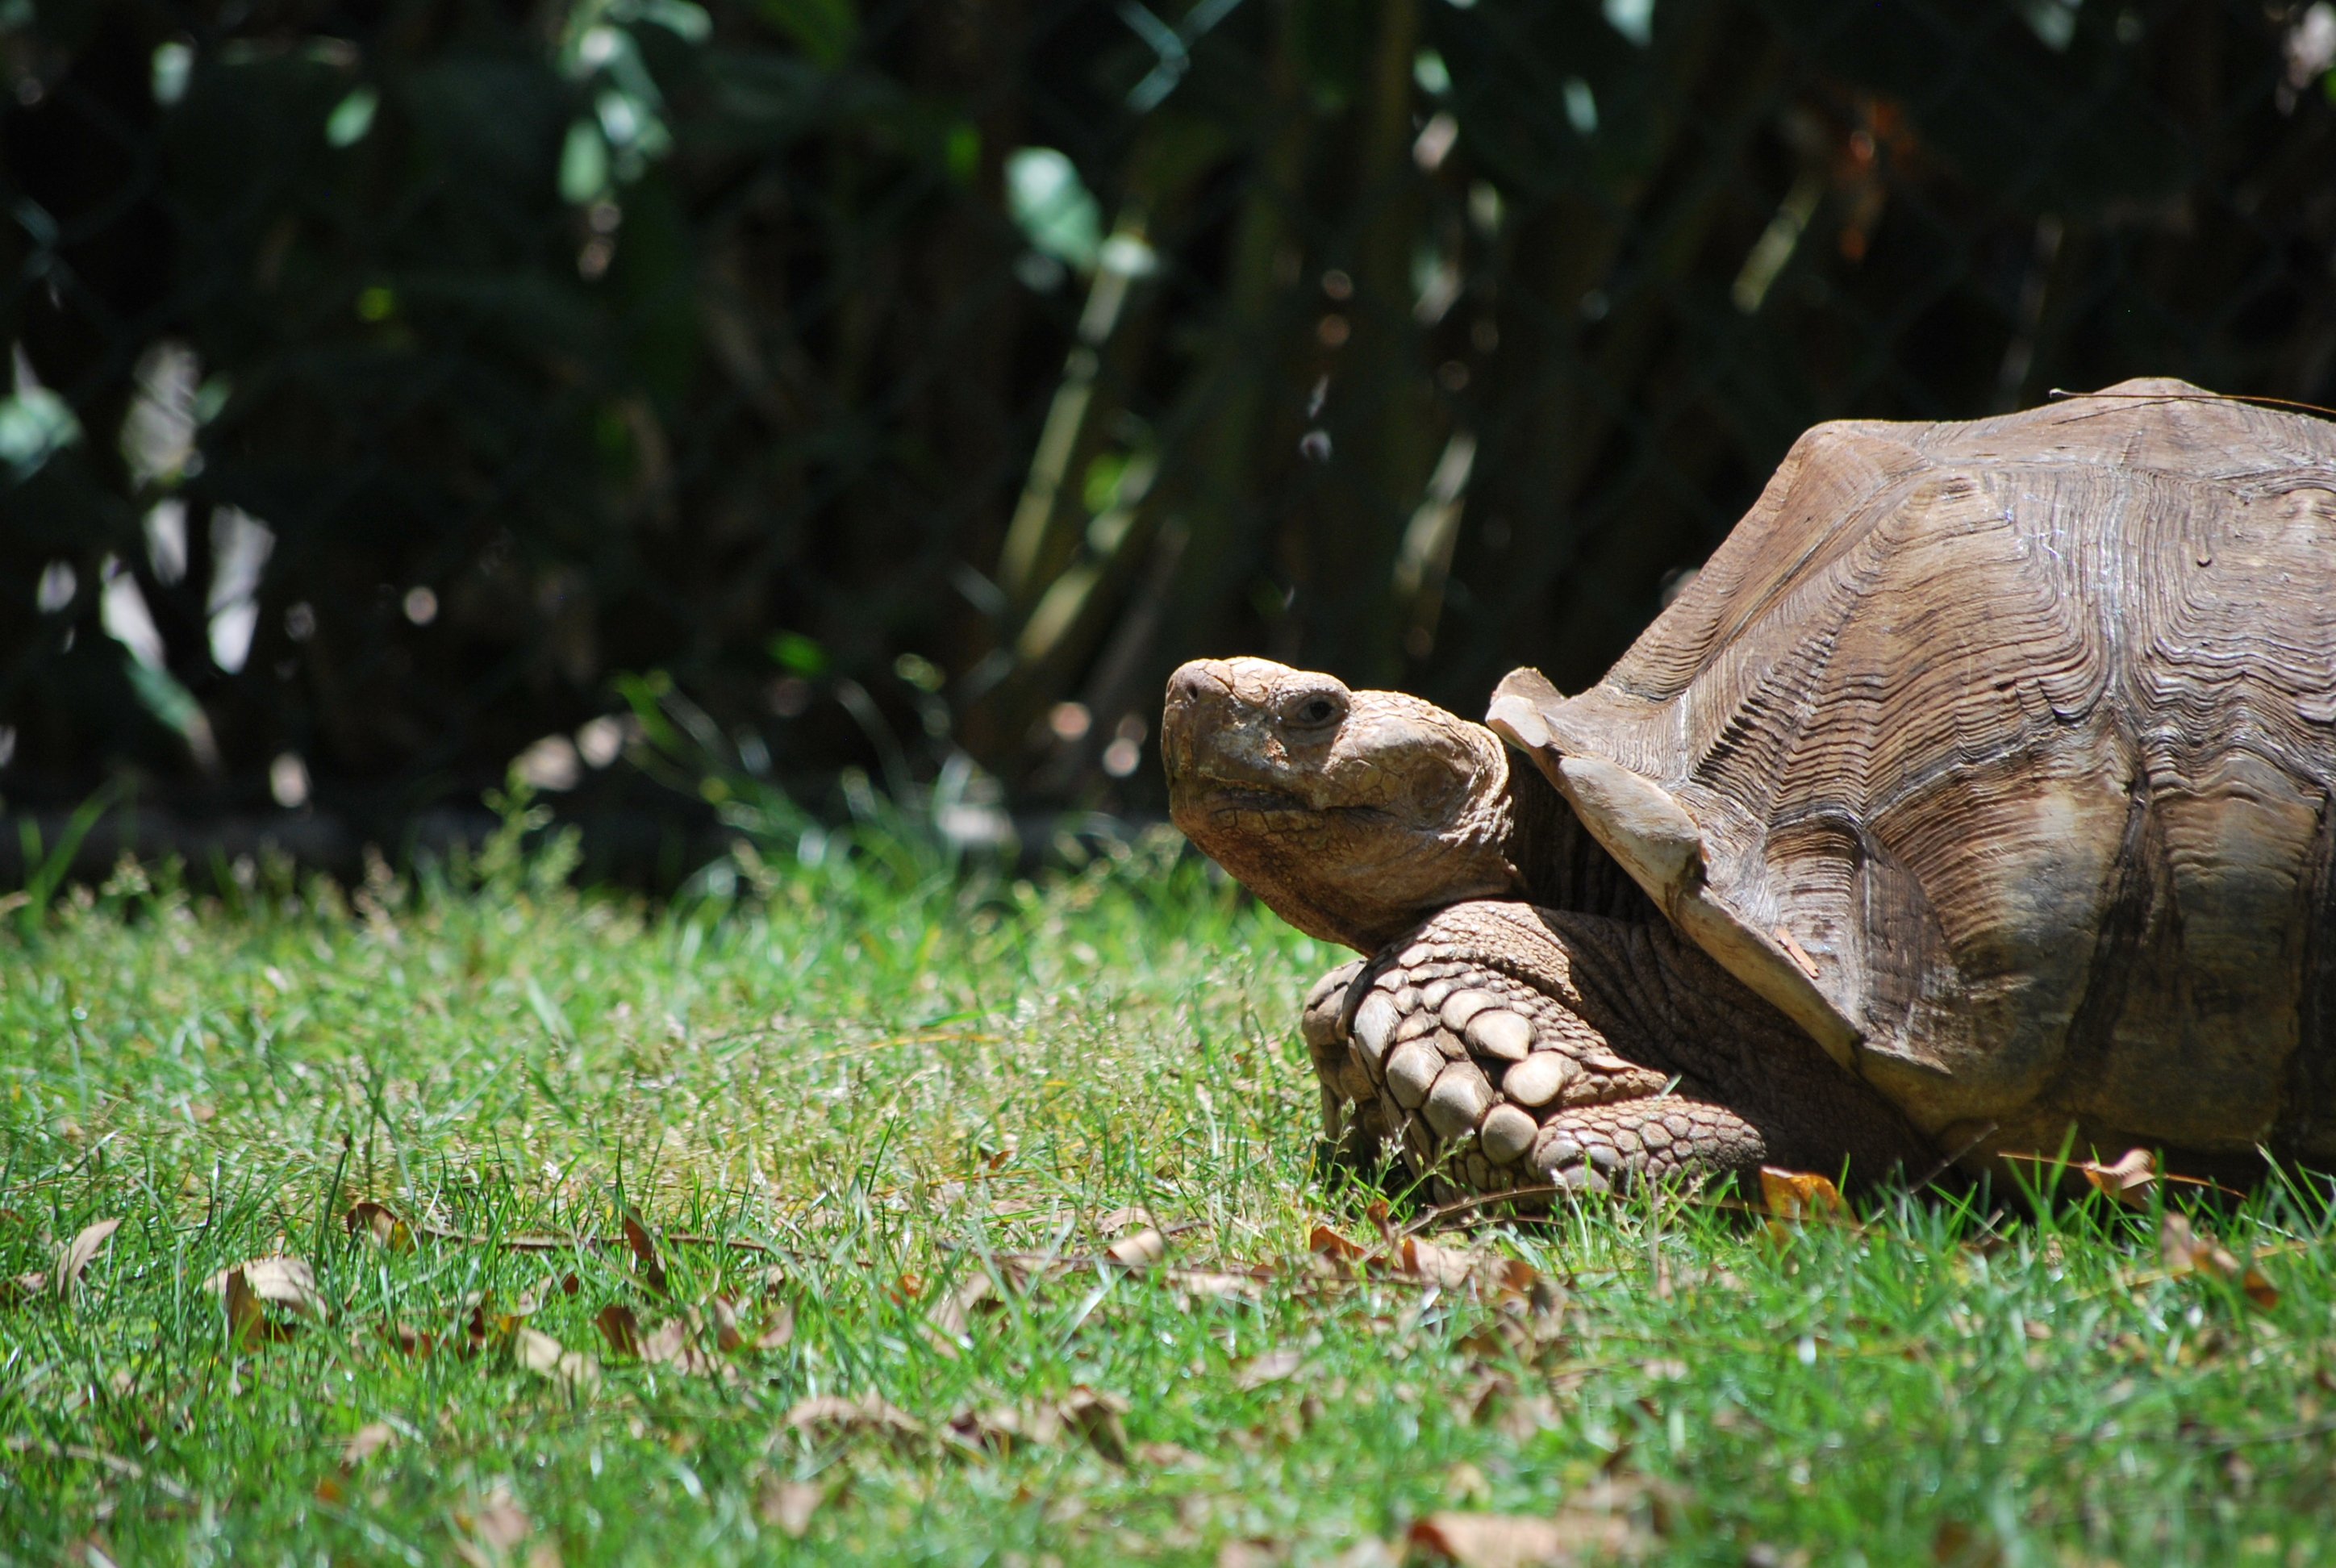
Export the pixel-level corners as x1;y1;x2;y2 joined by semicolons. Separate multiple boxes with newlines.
5;814;2335;1566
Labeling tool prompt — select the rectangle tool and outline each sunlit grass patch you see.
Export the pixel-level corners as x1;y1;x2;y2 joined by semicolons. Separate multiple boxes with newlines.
6;839;2336;1564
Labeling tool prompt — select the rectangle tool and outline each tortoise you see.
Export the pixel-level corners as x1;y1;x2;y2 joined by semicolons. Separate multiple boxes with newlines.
1162;380;2336;1202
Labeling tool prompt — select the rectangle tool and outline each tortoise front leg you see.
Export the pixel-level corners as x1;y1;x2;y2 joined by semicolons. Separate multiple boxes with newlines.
1301;957;1391;1170
1312;900;1926;1203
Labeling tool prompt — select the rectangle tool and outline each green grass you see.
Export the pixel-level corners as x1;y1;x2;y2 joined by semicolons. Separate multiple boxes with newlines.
6;831;2336;1566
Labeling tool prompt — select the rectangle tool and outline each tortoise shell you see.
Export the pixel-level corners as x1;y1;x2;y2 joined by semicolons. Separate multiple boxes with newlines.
1487;380;2336;1162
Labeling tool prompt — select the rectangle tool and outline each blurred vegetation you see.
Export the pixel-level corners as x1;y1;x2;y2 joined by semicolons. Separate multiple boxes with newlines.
5;0;2335;844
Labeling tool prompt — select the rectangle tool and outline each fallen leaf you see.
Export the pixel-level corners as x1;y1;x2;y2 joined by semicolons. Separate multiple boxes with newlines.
2158;1213;2278;1308
1174;1270;1262;1301
1406;1508;1645;1568
344;1201;414;1252
708;1293;745;1353
1235;1349;1303;1391
1105;1228;1168;1268
2159;1212;2239;1278
343;1421;397;1469
782;1391;925;1449
1445;1461;1492;1504
1216;1542;1279;1568
594;1303;641;1358
1931;1520;2003;1567
1758;1167;1844;1221
946;1386;1132;1462
1134;1440;1202;1468
2075;1149;2156;1208
1095;1205;1154;1236
928;1272;994;1337
208;1255;325;1317
54;1219;123;1300
632;1316;726;1377
1395;1236;1482;1290
756;1474;825;1538
621;1216;669;1296
214;1257;323;1345
514;1327;599;1393
455;1487;532;1566
1308;1224;1369;1266
382;1321;436;1357
1059;1385;1131;1465
755;1303;796;1352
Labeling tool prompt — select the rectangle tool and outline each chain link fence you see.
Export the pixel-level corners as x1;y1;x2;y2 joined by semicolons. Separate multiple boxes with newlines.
5;0;2334;871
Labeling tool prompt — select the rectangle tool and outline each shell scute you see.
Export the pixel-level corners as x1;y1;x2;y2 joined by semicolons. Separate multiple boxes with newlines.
1495;382;2336;1157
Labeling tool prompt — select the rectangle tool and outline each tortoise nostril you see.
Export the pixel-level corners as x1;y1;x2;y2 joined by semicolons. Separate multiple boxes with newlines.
1166;661;1229;712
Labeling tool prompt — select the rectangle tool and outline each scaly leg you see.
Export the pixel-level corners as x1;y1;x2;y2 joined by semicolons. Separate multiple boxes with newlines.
1304;899;1926;1203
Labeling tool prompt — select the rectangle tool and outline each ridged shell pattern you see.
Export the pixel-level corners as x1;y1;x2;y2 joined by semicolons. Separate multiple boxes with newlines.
1525;380;2336;1158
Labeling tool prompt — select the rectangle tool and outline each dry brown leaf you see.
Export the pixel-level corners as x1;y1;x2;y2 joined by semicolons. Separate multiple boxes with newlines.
54;1218;122;1300
343;1421;397;1469
1395;1236;1483;1290
928;1273;995;1337
1095;1205;1153;1236
1758;1168;1844;1221
455;1487;532;1566
1135;1440;1203;1468
1932;1520;2003;1567
756;1474;825;1538
1235;1349;1303;1391
944;1387;1130;1464
1174;1270;1262;1301
2158;1213;2278;1308
1060;1385;1131;1465
3;1268;47;1303
514;1327;599;1393
2075;1149;2157;1208
1406;1509;1645;1568
1105;1228;1168;1268
629;1315;729;1377
1308;1224;1369;1265
621;1216;669;1296
755;1303;796;1353
708;1293;745;1353
344;1201;413;1252
594;1303;641;1358
382;1321;436;1357
213;1257;323;1345
782;1391;926;1449
209;1255;325;1316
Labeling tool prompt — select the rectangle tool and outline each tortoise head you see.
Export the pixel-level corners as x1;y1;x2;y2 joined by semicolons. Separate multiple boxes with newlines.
1162;657;1523;952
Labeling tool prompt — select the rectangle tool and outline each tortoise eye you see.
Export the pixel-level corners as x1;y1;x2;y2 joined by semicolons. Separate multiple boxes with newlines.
1291;695;1342;727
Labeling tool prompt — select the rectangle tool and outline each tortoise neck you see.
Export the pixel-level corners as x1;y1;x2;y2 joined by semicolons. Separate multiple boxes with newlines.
1498;749;1659;923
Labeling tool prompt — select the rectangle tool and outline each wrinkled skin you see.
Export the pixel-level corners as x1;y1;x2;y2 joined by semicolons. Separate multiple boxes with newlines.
1162;657;1523;952
1162;657;1927;1203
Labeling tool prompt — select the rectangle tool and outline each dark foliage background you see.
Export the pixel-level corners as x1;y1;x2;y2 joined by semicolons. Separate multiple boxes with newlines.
5;0;2335;862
